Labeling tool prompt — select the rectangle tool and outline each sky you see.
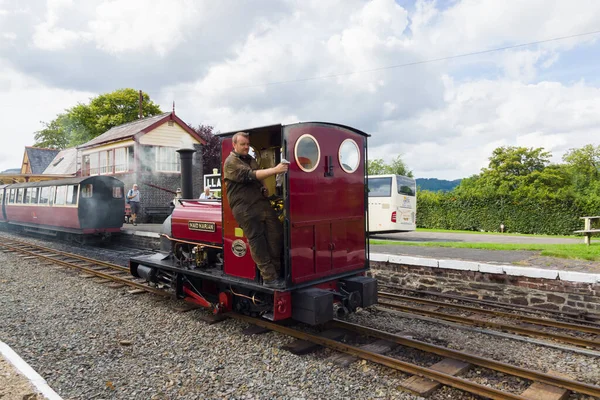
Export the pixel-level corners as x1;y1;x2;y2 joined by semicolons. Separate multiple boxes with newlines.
0;0;599;180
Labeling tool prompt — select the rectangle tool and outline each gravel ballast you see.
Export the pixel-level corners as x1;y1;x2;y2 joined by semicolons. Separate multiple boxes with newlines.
1;233;599;399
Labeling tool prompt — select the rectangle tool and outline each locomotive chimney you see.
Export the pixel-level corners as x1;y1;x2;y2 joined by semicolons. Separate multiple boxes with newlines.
177;148;196;199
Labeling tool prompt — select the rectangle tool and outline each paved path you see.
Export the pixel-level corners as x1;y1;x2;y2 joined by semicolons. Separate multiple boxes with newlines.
370;231;581;244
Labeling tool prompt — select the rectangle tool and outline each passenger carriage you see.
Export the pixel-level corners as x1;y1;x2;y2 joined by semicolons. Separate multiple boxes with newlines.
1;176;125;239
130;122;377;325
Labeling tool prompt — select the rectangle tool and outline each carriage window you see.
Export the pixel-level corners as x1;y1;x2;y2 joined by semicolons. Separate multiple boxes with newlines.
9;189;15;203
294;134;320;173
54;186;67;205
66;185;78;205
39;187;50;205
23;188;30;204
29;187;39;204
82;184;93;198
338;139;360;173
16;188;24;203
113;187;123;198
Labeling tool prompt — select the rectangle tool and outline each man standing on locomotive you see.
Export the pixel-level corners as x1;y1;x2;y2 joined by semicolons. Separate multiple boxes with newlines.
224;132;289;289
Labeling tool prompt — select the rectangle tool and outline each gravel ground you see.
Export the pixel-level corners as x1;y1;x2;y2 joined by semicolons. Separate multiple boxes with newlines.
1;232;599;399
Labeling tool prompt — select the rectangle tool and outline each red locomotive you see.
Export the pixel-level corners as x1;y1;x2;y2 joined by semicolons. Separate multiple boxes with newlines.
130;122;377;324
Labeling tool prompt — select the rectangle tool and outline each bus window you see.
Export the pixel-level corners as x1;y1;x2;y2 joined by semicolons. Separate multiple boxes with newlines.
39;187;50;205
23;189;31;204
397;175;416;196
368;177;392;197
9;189;15;203
16;188;24;203
66;185;78;205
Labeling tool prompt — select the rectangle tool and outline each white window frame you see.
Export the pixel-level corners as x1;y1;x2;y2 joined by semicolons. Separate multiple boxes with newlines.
155;146;180;172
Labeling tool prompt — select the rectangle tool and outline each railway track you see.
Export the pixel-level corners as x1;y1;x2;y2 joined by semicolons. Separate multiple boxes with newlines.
0;235;167;297
377;291;600;350
3;235;600;398
236;315;600;399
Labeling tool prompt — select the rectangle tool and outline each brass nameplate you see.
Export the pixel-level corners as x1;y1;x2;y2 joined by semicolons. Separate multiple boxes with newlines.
188;221;216;232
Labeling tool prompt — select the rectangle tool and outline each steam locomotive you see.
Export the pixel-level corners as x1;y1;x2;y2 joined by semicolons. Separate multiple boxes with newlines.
130;122;377;325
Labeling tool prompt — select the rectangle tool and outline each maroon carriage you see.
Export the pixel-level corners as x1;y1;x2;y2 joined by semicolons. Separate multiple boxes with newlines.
130;122;377;324
0;184;7;223
2;176;125;239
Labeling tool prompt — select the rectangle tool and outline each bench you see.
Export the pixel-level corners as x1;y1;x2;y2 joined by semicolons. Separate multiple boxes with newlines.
574;216;600;245
144;206;171;223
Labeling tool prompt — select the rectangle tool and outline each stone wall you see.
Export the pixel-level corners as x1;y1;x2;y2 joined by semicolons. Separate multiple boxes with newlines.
369;261;600;315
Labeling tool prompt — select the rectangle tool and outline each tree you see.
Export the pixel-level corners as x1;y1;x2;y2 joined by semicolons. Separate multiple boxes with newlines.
367;155;413;176
476;146;552;195
562;144;600;190
33;114;71;149
194;125;221;175
33;88;163;148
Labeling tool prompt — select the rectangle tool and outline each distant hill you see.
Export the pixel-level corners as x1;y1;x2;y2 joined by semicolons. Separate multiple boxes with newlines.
416;178;461;192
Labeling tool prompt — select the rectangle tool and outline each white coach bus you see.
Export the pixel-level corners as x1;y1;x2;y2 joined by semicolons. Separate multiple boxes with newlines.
367;174;417;233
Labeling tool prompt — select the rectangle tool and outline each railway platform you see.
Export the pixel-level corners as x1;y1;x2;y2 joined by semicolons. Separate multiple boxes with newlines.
0;341;62;400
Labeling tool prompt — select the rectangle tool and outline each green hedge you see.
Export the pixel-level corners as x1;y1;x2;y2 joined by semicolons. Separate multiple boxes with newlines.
416;191;597;235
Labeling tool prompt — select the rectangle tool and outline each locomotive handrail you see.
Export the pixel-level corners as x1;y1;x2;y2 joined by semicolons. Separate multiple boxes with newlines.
160;233;223;249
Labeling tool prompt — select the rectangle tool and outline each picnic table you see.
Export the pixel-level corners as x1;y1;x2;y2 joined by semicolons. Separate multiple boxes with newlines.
574;216;600;245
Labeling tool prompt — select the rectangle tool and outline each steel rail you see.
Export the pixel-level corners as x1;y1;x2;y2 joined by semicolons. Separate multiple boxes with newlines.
0;240;167;297
232;314;528;400
379;291;600;335
0;236;130;272
377;298;600;349
329;319;600;398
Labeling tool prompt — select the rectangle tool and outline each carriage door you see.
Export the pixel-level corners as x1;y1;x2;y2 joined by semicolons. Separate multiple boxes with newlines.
285;124;366;284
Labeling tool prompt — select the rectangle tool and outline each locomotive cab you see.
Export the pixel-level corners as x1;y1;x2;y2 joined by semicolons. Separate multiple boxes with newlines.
130;122;377;325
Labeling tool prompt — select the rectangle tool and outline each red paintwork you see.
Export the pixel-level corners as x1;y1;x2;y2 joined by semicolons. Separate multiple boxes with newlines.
273;291;292;320
285;124;366;284
171;201;223;245
221;140;257;280
5;205;80;229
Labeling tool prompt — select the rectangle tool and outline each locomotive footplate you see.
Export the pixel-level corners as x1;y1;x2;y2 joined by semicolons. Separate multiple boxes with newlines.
130;252;371;294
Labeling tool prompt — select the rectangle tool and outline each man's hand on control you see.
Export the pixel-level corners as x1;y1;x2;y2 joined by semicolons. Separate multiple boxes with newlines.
274;162;289;174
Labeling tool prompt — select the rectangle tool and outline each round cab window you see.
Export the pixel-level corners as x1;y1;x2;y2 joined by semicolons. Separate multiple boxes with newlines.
339;139;360;173
294;134;320;172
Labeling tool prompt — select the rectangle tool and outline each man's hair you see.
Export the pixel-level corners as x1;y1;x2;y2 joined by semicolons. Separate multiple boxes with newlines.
133;184;138;188
232;131;249;144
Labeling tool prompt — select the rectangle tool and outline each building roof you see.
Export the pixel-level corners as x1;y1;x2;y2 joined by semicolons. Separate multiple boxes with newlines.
77;112;206;149
25;147;61;174
1;168;21;174
43;148;78;175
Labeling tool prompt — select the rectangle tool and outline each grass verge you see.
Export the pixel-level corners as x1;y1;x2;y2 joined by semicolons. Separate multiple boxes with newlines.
369;240;600;261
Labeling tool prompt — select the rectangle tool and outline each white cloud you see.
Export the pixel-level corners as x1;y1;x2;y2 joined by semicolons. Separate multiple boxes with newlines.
0;61;94;172
89;0;200;56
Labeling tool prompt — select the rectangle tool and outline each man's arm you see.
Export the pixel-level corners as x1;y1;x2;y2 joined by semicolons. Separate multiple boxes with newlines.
255;163;288;180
